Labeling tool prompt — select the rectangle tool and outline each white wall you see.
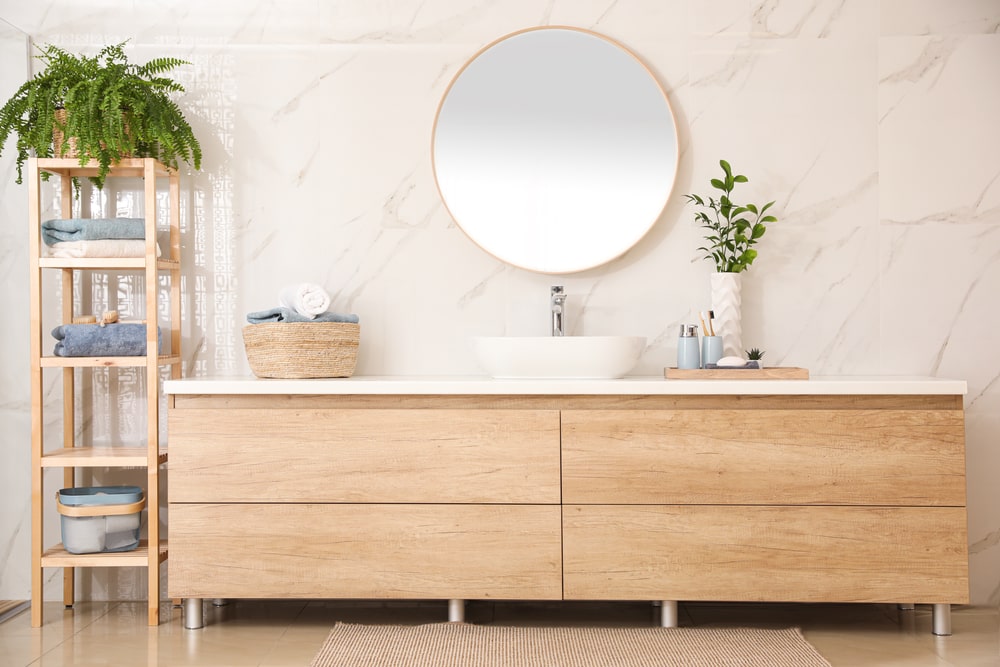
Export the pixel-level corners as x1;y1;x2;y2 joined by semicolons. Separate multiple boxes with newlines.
1;1;998;605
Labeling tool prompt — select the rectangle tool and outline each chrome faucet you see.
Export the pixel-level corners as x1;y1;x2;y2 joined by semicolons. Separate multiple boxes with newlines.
550;285;567;337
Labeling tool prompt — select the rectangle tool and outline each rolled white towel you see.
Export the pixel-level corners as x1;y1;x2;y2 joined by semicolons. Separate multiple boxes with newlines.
278;283;331;319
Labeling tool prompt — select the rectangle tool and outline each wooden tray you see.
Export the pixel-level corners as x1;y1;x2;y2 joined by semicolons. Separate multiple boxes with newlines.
664;366;810;380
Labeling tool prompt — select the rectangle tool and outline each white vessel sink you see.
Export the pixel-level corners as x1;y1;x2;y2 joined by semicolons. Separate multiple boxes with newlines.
471;335;646;379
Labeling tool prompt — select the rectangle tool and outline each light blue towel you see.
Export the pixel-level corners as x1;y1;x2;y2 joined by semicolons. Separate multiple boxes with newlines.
246;307;360;324
52;324;161;357
42;218;146;246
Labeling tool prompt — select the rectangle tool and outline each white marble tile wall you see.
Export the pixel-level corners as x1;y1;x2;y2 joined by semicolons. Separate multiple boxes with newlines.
0;1;997;605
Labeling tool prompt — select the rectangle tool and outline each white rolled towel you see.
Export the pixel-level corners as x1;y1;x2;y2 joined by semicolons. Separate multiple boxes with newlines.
278;283;331;319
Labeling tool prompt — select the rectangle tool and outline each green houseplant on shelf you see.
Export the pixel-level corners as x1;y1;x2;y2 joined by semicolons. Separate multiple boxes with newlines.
0;40;202;188
686;159;778;358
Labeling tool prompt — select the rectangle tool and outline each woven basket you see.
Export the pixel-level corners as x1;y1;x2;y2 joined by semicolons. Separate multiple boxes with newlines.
53;108;132;158
242;322;359;379
52;109;80;158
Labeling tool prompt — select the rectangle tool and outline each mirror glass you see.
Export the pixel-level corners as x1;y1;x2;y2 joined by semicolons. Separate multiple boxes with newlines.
433;27;679;274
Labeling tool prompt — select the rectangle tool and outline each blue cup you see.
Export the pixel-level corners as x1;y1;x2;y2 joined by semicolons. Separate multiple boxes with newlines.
701;336;723;368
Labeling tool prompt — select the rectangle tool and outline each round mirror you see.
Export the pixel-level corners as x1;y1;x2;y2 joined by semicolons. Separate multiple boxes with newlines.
432;26;679;274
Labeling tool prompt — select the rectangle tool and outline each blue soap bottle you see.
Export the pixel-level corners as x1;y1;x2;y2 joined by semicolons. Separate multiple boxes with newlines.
677;324;700;370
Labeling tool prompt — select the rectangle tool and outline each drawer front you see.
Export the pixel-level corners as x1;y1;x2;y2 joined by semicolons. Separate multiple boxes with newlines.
563;505;969;603
169;503;562;600
169;408;560;503
562;409;966;505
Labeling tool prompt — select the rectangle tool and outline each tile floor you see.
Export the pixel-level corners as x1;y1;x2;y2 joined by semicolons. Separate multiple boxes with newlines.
0;600;996;666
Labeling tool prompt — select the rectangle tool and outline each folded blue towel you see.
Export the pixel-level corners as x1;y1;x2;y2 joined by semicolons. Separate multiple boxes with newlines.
42;218;146;246
246;307;360;325
51;324;161;357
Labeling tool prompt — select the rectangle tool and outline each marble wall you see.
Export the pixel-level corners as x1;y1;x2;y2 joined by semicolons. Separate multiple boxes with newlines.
0;1;997;605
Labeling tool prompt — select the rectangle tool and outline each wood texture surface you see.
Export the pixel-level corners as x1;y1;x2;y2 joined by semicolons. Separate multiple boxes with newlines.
563;505;969;603
562;408;966;505
169;408;560;503
172;393;961;411
169;504;562;600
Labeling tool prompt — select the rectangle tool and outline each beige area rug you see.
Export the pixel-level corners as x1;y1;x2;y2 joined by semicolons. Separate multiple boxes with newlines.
310;622;832;667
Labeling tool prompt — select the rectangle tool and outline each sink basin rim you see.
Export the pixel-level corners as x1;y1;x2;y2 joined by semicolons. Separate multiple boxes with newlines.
471;335;646;380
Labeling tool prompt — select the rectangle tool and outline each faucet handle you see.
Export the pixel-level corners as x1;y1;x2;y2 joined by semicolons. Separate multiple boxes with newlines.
551;285;565;298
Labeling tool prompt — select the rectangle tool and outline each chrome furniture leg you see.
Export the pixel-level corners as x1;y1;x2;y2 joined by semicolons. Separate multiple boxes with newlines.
448;599;465;623
183;598;204;629
659;600;679;628
932;603;952;636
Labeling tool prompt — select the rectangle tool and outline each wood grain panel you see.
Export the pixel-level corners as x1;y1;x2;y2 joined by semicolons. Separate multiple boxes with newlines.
172;394;962;411
169;408;560;503
563;505;969;603
168;504;562;600
563;409;966;505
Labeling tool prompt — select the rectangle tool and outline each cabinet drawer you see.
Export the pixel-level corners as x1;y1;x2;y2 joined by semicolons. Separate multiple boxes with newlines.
169;408;560;503
169;503;562;600
562;409;966;505
563;505;969;603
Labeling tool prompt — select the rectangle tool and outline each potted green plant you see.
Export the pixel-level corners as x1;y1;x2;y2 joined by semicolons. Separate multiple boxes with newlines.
0;41;202;188
686;160;778;356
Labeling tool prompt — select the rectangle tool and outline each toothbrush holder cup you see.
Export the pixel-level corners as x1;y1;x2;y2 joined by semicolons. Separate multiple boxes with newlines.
701;336;723;368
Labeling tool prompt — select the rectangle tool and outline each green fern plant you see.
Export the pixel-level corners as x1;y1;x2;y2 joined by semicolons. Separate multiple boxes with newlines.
0;41;202;188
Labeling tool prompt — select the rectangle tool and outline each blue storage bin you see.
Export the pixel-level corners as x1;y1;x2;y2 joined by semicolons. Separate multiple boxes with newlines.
56;486;145;554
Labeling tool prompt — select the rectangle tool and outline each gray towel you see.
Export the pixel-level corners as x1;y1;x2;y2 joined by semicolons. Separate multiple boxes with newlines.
246;307;360;324
52;324;161;357
42;218;146;246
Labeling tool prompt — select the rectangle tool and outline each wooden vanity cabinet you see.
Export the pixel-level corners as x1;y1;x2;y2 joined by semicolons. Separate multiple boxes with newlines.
168;400;563;600
167;391;968;615
562;395;969;604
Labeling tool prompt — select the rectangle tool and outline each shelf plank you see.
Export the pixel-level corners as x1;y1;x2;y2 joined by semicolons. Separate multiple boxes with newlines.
36;157;171;179
41;447;167;467
38;258;179;270
41;540;168;568
39;354;180;368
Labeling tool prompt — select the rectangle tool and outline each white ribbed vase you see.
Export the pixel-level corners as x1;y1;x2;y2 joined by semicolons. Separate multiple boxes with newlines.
710;272;742;358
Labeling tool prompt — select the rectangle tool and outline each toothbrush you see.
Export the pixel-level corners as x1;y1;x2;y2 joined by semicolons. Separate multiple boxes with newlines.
698;311;709;337
707;310;716;336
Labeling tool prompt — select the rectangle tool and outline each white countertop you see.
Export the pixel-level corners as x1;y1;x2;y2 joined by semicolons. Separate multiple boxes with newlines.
164;375;967;396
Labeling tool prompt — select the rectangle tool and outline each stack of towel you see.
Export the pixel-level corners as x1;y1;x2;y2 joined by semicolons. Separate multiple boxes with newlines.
42;218;160;258
246;283;359;324
52;323;160;357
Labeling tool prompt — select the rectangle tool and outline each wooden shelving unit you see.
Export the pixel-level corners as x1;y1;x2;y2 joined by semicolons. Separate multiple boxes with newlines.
28;157;181;627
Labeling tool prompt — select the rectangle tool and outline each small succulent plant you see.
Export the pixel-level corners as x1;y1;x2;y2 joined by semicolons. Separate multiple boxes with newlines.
746;348;765;361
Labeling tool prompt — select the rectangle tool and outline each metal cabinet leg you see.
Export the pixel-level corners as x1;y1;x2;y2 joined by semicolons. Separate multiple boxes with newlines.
932;603;952;636
448;599;465;623
659;600;679;628
183;598;204;630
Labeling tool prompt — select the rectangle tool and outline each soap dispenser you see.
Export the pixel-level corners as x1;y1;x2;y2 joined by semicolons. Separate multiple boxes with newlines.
677;324;700;370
